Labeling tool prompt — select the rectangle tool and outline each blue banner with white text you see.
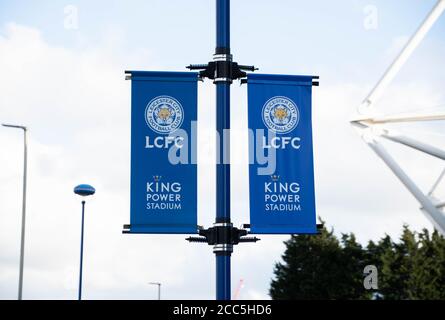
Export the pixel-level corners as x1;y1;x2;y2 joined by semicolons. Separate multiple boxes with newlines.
127;71;198;234
247;73;317;234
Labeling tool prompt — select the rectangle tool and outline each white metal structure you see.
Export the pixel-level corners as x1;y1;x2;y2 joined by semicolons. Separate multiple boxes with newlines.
351;0;445;235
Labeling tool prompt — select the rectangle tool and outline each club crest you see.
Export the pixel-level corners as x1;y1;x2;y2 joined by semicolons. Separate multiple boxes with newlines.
145;96;184;134
262;96;299;134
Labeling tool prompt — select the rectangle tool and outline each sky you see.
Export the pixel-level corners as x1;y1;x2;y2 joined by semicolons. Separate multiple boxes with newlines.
0;0;445;300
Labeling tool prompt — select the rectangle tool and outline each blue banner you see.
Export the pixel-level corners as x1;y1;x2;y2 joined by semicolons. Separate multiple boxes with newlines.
247;73;317;234
127;71;198;234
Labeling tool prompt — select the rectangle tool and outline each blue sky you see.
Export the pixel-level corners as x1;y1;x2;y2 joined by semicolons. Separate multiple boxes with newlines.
0;0;444;300
1;0;443;78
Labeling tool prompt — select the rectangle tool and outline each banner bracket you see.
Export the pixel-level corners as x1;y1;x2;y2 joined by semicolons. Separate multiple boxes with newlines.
185;224;260;246
186;61;257;83
240;76;320;86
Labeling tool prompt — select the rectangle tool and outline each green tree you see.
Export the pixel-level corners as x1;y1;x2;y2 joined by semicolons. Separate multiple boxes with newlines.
378;225;417;299
406;229;445;299
270;224;369;299
372;226;445;300
270;223;445;300
340;233;371;299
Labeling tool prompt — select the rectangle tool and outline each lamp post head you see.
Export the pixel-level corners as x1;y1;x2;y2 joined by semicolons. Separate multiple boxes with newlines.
2;123;27;131
74;184;96;197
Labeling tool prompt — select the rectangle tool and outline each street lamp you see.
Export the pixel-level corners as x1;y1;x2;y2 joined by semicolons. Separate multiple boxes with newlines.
73;184;95;300
149;282;161;300
2;123;28;300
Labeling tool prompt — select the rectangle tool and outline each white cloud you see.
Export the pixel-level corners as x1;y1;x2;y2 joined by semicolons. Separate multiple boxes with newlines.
0;21;444;300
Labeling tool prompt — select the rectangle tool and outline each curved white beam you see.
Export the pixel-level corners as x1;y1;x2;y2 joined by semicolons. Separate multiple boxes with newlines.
366;138;445;235
380;129;445;161
359;113;445;124
359;0;445;112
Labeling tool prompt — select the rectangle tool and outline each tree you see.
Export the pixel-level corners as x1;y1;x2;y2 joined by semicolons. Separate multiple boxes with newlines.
270;223;445;300
408;229;443;299
270;224;369;299
370;227;445;300
377;225;417;299
340;233;371;299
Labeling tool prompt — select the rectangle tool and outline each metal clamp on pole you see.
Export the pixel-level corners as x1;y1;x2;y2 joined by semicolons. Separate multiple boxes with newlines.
185;223;260;247
213;244;233;254
186;60;256;83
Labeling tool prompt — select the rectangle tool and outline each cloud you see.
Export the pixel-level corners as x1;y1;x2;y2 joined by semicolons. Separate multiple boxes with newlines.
0;22;444;300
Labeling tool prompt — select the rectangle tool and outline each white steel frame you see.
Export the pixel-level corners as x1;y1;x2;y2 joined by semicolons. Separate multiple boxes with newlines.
351;0;445;235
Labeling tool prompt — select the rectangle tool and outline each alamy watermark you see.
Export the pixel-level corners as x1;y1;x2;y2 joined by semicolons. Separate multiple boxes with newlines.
143;121;305;176
363;265;378;290
142;95;307;174
64;5;79;30
363;5;378;30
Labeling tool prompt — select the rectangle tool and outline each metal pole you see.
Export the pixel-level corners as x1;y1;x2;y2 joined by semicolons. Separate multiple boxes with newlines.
2;124;28;300
18;127;27;300
149;282;161;300
78;200;85;300
214;0;232;301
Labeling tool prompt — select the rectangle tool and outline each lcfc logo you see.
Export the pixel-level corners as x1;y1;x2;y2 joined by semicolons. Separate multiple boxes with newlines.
262;96;299;134
145;95;184;134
